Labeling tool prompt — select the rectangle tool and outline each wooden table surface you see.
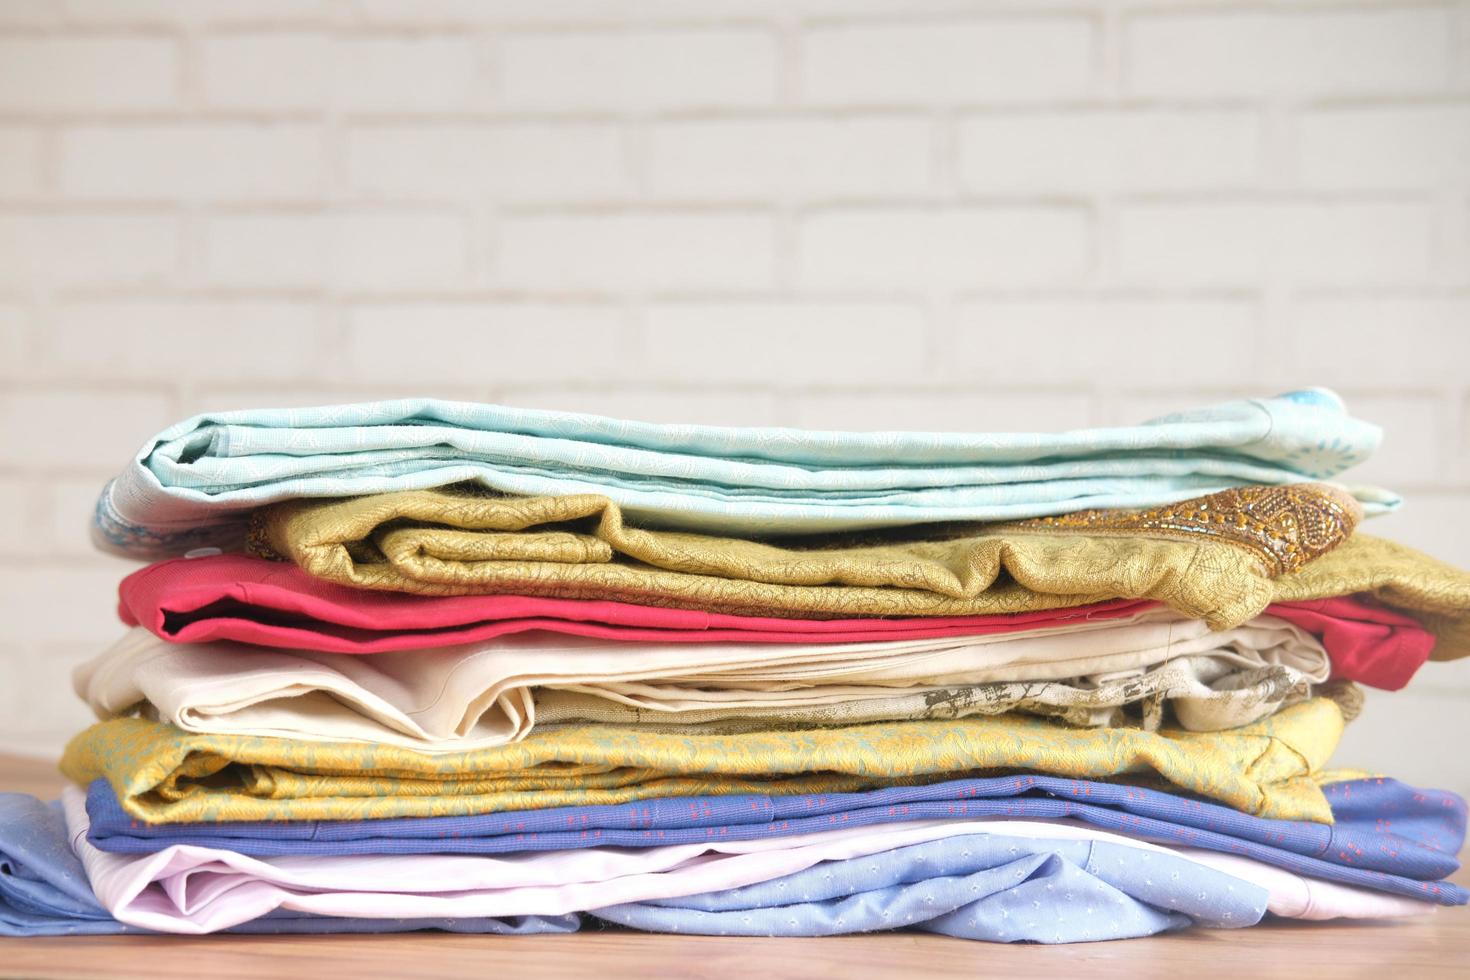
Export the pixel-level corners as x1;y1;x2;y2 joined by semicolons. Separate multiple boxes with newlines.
1;753;1465;979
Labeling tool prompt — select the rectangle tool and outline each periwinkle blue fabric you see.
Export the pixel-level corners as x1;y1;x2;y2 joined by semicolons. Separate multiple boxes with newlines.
93;388;1396;557
593;833;1268;943
0;793;578;938
84;775;1467;906
1321;779;1466;873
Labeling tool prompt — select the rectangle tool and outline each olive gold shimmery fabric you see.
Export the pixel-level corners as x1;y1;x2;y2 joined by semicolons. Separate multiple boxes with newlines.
248;484;1360;632
59;697;1348;826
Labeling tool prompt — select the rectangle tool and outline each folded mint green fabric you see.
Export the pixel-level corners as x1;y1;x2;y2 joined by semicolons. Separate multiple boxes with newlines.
95;387;1395;558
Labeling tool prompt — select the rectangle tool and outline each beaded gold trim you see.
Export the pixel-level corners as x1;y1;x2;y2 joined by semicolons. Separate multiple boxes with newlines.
245;512;282;561
1008;484;1361;577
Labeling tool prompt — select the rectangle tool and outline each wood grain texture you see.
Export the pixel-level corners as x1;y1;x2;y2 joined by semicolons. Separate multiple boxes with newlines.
1;753;1465;979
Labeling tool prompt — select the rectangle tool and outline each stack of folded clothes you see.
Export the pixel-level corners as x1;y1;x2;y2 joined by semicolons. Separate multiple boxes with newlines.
5;388;1470;942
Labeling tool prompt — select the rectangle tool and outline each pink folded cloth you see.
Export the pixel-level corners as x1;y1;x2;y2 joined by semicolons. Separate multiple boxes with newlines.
117;553;1151;651
117;553;1434;691
1249;596;1434;692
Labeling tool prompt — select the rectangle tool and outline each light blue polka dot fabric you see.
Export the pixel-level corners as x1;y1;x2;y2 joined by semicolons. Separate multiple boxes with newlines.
592;833;1269;943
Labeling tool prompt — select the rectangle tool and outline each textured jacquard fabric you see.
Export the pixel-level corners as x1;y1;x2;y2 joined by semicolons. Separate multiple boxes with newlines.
93;388;1394;558
249;488;1470;660
60;697;1349;824
251;484;1360;632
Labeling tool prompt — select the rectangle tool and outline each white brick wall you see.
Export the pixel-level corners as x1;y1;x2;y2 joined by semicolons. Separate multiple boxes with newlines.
0;0;1466;799
1124;7;1454;98
501;29;779;112
58;124;328;201
956;110;1262;193
1114;201;1436;286
0;36;178;111
0;212;180;288
497;210;777;290
347;123;628;201
798;207;1091;288
802;18;1094;104
646;117;935;199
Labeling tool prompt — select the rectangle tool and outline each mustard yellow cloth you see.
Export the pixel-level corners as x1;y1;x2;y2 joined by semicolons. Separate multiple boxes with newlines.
61;697;1347;825
251;484;1363;633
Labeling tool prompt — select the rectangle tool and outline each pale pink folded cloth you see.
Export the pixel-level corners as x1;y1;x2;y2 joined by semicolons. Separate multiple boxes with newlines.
1176;848;1435;922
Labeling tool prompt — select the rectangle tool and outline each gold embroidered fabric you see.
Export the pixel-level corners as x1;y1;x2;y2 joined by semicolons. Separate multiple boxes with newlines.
249;484;1361;632
1012;484;1361;577
60;696;1348;825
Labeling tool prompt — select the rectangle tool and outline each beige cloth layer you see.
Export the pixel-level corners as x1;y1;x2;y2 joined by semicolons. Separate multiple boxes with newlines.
535;655;1331;734
78;610;1329;751
251;483;1367;633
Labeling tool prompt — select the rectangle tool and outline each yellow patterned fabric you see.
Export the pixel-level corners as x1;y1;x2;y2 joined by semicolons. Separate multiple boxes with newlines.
61;698;1347;825
249;483;1361;632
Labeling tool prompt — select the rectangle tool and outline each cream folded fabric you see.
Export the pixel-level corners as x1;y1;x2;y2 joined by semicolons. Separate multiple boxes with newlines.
77;609;1329;751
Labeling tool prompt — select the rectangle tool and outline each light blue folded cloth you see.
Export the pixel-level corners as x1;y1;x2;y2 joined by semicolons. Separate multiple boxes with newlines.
596;833;1268;943
94;387;1396;558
